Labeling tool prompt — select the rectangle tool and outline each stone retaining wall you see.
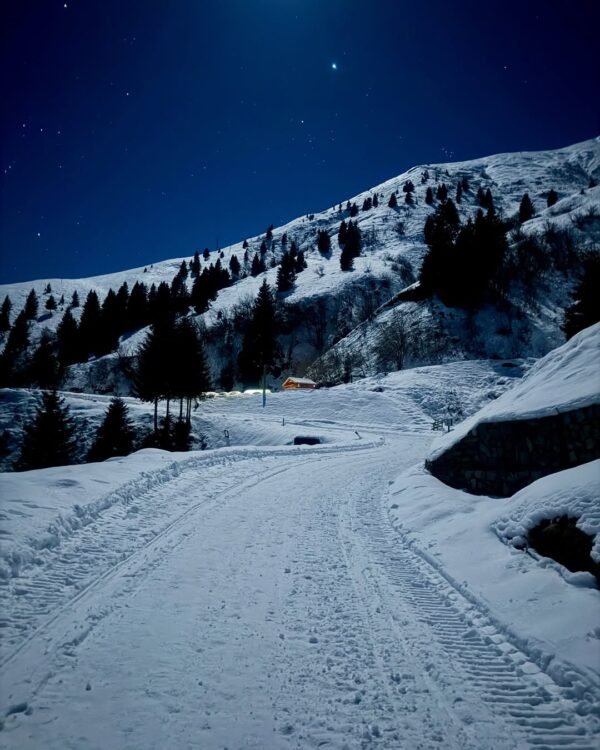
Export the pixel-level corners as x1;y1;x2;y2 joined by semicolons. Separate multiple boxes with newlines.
425;403;600;497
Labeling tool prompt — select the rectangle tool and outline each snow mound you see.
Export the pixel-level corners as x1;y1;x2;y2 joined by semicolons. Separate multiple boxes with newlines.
494;459;600;566
429;323;600;461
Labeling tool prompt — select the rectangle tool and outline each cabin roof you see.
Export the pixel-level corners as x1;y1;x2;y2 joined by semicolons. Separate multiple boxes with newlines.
283;377;317;385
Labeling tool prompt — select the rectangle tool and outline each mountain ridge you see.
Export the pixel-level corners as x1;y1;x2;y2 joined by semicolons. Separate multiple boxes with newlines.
1;136;599;391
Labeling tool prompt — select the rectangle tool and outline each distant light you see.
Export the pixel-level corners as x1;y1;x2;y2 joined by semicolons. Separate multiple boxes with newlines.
331;62;337;70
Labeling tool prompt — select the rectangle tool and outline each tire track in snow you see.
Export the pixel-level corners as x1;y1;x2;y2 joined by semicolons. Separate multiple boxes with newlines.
0;442;379;673
345;486;600;750
0;452;335;719
276;442;483;749
0;444;369;680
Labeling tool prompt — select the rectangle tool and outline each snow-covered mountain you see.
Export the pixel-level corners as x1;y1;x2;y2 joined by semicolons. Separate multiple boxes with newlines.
1;141;599;748
1;137;599;390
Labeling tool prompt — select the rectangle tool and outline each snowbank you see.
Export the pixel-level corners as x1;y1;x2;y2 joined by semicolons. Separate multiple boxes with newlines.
388;460;600;681
429;323;600;462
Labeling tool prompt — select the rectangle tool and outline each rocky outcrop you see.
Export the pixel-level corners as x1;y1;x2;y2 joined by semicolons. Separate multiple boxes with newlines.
425;403;600;497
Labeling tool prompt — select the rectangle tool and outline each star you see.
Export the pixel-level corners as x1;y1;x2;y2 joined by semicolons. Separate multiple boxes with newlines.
331;62;337;70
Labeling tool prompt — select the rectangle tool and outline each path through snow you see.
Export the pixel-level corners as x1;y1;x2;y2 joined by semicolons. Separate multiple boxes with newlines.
1;435;598;749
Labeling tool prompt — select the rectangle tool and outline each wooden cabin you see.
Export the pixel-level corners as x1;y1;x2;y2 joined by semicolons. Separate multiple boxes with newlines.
282;377;317;391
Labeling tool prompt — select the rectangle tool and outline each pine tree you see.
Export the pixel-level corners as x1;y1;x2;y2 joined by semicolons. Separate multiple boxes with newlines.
116;282;130;320
29;331;61;389
250;253;265;276
0;295;12;332
150;282;172;324
461;176;470;192
190;251;201;277
134;315;175;431
317;230;331;254
436;183;448;203
456;182;463;203
419;197;491;306
295;250;306;272
425;187;434;205
518;193;535;223
97;288;121;355
56;308;80;366
170;318;212;423
547;189;558;208
362;196;372;211
420;207;458;299
44;283;52;294
126;281;148;330
24;289;39;320
16;391;77;470
237;280;279;388
338;220;348;247
170;270;190;315
229;254;241;278
88;397;136;461
70;290;80;308
372;193;379;208
78;290;102;359
340;244;354;271
277;251;296;293
349;203;359;217
563;252;600;339
0;310;30;386
405;191;414;205
203;248;210;261
191;274;210;314
345;221;362;258
388;193;397;208
402;180;415;194
45;294;57;311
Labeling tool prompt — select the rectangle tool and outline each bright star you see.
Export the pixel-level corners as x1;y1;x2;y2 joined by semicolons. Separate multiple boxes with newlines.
332;62;337;70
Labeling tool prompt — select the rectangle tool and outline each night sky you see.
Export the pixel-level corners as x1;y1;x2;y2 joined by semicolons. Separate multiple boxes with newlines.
1;0;599;284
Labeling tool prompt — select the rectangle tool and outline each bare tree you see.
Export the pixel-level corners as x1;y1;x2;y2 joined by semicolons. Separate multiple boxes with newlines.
373;307;421;371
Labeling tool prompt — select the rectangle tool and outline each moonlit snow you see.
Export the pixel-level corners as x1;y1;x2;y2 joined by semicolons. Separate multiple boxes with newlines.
1;139;599;748
1;337;599;749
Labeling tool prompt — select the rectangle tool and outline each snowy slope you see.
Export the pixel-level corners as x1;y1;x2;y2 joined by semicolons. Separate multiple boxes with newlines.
429;322;600;462
1;137;599;369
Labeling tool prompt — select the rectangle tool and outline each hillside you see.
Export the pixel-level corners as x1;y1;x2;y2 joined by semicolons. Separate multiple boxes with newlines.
1;137;599;393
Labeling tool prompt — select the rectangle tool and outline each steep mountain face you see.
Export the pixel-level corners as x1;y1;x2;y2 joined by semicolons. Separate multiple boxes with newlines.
1;137;599;392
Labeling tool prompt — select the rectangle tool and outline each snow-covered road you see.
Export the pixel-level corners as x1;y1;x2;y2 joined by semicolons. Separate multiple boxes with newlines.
1;434;598;749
